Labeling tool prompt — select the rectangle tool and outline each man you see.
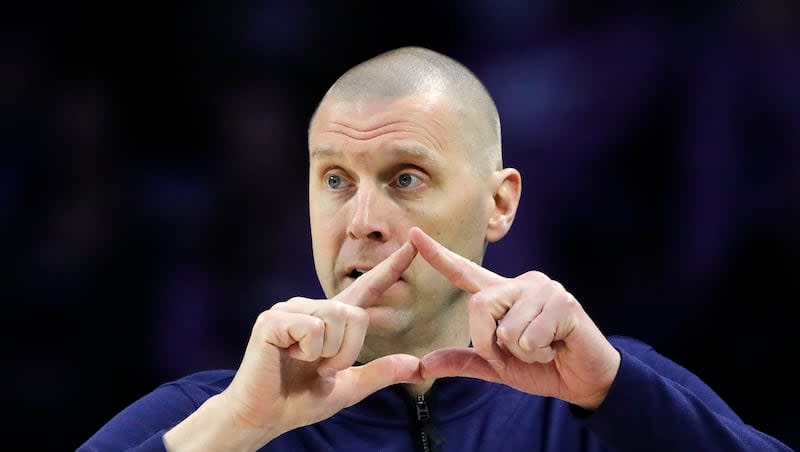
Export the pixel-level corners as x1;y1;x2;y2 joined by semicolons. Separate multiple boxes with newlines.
79;46;792;451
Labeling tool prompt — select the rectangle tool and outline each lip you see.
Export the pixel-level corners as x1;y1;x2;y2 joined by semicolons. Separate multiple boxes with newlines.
340;276;408;307
340;260;412;290
341;265;368;283
342;265;407;281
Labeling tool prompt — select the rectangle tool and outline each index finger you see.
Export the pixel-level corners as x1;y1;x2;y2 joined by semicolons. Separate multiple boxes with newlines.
333;240;417;307
409;226;503;293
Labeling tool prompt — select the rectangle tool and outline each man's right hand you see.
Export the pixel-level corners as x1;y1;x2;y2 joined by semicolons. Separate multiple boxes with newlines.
163;241;422;452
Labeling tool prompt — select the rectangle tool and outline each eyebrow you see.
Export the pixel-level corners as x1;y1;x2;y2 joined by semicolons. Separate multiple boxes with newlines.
310;143;443;165
308;146;340;159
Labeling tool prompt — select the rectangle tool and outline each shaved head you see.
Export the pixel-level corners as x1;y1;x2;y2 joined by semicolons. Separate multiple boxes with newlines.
307;47;523;358
310;46;502;172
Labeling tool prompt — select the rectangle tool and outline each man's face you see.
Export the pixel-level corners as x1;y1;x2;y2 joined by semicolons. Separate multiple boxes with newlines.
308;93;493;338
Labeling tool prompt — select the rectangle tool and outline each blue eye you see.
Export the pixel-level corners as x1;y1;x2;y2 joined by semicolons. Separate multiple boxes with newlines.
396;173;419;188
327;174;342;189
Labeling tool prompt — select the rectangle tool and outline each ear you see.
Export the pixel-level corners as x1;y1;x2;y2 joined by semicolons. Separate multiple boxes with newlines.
486;168;522;243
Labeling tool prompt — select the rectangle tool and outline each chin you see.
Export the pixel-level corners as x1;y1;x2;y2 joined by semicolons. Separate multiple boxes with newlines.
363;305;416;337
337;277;410;306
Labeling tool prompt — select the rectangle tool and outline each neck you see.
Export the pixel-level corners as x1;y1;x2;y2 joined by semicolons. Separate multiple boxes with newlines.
357;300;470;395
403;379;435;396
360;300;470;359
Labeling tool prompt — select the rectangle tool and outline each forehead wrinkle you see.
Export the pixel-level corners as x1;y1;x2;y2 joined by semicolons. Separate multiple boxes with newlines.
321;117;447;148
312;93;455;144
309;123;445;161
422;115;449;159
324;120;403;141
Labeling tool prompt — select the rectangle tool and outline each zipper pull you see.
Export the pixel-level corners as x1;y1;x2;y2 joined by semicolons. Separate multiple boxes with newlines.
416;394;430;421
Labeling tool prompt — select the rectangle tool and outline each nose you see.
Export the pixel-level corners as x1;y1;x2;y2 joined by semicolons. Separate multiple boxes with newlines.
347;184;390;241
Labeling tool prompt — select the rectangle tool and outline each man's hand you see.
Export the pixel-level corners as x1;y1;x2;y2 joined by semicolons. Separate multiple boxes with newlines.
410;227;620;411
164;241;422;451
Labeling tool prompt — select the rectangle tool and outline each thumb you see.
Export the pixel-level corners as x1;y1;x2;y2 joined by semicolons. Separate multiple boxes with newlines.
420;348;500;382
334;354;422;407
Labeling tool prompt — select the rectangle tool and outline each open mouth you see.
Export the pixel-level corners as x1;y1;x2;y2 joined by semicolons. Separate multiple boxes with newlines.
345;267;404;282
348;268;367;279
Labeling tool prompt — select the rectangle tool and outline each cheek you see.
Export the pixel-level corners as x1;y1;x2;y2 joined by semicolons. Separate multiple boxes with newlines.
311;228;341;298
424;189;487;232
310;191;347;233
311;213;345;257
423;191;489;260
310;204;346;279
309;190;341;218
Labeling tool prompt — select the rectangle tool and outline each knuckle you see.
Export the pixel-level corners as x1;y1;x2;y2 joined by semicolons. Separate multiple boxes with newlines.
271;298;304;311
521;270;546;282
512;347;537;363
561;293;580;311
366;283;384;300
549;279;565;293
518;333;536;351
330;300;363;322
495;325;510;342
349;307;369;327
326;300;347;316
309;317;326;335
521;325;549;349
254;310;274;327
270;301;288;311
389;256;407;275
451;267;467;286
468;293;490;313
532;347;556;364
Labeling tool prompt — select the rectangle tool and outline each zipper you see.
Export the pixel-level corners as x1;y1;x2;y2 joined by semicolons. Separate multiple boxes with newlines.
415;394;437;452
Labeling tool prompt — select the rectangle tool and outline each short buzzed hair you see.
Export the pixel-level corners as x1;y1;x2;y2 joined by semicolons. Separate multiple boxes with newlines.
310;46;503;172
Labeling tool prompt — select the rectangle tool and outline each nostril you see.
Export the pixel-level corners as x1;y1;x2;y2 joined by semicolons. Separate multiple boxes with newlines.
349;269;364;279
367;231;382;240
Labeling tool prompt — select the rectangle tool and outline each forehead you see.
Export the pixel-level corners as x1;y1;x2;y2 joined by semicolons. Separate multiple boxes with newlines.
308;94;461;160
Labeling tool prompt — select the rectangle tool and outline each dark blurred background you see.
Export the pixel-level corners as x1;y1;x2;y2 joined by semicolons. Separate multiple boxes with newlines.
2;1;798;450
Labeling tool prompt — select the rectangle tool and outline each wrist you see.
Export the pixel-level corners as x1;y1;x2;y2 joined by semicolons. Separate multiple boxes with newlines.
574;347;621;411
163;394;279;452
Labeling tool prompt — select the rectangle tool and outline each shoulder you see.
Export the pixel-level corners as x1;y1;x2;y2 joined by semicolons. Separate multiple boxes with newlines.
607;334;677;371
606;335;691;376
169;369;237;386
607;335;656;354
606;334;735;412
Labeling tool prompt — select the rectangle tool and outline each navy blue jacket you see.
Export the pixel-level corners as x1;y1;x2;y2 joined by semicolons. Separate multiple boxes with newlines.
78;336;792;451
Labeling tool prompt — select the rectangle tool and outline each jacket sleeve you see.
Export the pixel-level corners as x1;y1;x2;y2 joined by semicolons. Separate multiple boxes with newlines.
76;383;200;452
577;336;793;451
